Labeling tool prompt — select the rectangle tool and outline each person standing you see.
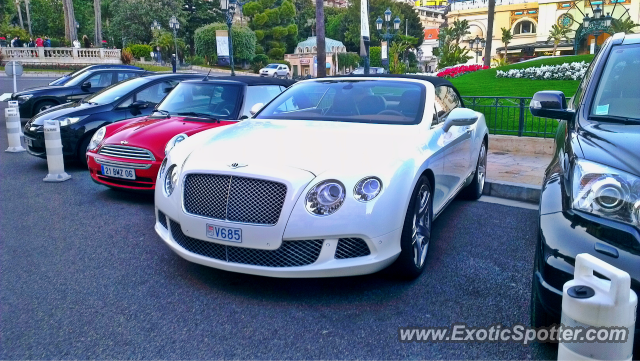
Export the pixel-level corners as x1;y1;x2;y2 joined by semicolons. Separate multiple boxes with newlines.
36;36;43;47
28;38;35;47
10;37;17;47
43;36;51;47
15;36;23;47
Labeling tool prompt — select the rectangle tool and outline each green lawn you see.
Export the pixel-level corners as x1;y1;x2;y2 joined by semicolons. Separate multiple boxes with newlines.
450;54;594;97
136;64;173;72
0;66;70;73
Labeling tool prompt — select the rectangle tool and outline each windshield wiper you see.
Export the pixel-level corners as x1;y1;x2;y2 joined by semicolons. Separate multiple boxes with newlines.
590;115;640;124
177;112;219;121
152;109;171;118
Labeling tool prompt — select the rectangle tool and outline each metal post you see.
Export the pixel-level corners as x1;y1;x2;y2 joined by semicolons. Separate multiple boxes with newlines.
363;36;370;75
173;29;178;73
518;98;525;137
12;61;17;93
227;21;235;76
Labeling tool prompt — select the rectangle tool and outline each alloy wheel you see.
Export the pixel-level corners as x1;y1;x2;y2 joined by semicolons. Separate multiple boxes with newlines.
478;143;487;192
412;184;431;268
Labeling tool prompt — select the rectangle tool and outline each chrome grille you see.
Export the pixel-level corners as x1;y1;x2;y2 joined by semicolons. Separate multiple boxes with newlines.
335;238;371;259
169;219;322;267
183;174;287;226
95;157;152;169
157;210;168;229
98;145;156;161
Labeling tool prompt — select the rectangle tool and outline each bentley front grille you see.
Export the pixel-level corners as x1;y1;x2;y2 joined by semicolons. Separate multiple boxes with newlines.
98;145;156;161
335;238;371;259
183;174;287;226
169;219;322;267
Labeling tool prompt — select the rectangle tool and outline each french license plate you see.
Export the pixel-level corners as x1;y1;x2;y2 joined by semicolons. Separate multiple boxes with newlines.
25;138;33;147
101;165;136;180
206;224;242;243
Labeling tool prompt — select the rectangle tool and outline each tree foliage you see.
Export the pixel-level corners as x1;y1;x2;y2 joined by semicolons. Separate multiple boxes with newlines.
611;17;638;34
433;20;472;68
127;43;153;59
369;46;381;67
547;24;572;56
244;0;297;58
194;22;257;64
337;52;360;72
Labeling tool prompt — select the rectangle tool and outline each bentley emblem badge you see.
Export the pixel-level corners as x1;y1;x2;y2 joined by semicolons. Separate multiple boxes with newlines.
121;140;129;145
228;162;247;169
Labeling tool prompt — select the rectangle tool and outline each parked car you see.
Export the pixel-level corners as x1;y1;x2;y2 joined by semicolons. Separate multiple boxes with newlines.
154;74;488;278
260;63;290;78
23;73;199;165
12;68;148;118
350;67;387;74
48;64;143;86
86;76;294;191
529;32;640;345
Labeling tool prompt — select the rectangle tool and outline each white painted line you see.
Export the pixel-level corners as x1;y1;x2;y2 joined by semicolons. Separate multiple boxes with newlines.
0;93;12;101
479;195;538;210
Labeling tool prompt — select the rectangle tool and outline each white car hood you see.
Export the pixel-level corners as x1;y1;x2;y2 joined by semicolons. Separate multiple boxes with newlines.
184;119;421;175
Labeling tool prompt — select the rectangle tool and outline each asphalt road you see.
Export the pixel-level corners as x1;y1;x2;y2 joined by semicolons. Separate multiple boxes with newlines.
0;77;554;359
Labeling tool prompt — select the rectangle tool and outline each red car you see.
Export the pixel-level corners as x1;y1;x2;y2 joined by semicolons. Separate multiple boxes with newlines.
86;76;293;191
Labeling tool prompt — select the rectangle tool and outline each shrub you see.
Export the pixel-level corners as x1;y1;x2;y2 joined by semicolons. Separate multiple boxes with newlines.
369;47;381;68
128;44;153;59
267;48;285;59
437;64;489;78
195;23;257;64
496;62;588;80
186;55;205;66
251;54;269;73
120;48;134;65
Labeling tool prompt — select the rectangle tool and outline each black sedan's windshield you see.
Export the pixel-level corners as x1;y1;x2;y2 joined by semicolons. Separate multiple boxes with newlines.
157;82;242;120
255;80;425;124
84;77;148;105
591;43;640;121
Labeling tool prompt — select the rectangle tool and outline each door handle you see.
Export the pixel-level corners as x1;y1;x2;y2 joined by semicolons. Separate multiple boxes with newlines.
466;128;472;134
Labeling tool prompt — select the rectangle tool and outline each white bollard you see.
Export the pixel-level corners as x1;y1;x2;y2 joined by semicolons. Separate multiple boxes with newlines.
7;100;23;137
5;108;25;152
42;119;71;182
558;253;637;361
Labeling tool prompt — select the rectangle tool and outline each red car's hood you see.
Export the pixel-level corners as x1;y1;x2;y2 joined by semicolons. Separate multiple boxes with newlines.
103;117;236;159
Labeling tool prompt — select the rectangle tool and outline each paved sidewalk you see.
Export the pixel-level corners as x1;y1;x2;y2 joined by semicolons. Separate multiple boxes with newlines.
487;151;552;186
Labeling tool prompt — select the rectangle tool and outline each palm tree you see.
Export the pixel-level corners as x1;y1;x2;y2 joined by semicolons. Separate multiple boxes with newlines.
14;0;24;29
500;27;512;58
315;0;326;78
451;19;470;45
483;0;494;67
611;18;639;34
24;0;32;35
94;0;103;47
547;24;572;56
62;0;77;42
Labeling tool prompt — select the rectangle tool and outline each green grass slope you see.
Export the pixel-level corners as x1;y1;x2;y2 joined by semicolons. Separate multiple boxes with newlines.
450;54;594;97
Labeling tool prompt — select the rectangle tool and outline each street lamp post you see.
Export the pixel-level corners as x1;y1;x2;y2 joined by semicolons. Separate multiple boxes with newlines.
582;5;612;53
416;48;423;72
375;8;401;72
221;0;248;76
150;20;161;64
468;35;486;64
169;15;180;73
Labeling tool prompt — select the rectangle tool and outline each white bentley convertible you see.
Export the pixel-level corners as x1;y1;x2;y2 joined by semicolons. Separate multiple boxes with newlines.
155;75;488;279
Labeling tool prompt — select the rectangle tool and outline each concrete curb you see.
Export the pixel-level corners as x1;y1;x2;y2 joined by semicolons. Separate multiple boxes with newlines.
0;72;64;77
483;179;540;205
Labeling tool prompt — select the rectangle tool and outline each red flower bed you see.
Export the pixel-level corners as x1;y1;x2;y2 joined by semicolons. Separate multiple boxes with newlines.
437;64;489;78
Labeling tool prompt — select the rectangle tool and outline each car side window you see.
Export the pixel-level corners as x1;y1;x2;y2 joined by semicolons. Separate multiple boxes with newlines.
84;72;113;88
242;85;284;117
135;81;175;104
433;86;461;125
117;72;137;82
571;44;607;110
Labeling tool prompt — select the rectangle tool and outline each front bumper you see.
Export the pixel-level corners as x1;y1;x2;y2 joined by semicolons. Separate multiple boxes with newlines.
535;209;640;331
12;98;34;119
23;126;79;160
87;151;161;191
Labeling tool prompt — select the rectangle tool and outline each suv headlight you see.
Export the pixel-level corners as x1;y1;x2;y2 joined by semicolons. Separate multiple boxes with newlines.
165;133;188;155
305;180;346;216
87;126;106;151
354;177;382;202
572;159;640;228
164;164;179;196
17;94;33;102
158;158;168;180
58;115;88;127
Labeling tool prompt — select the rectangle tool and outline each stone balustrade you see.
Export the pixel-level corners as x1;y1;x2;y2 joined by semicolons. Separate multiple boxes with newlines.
0;47;122;64
449;0;533;11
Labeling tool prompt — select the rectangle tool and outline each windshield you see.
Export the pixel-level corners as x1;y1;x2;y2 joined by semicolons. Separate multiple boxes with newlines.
591;43;640;120
266;64;279;69
48;66;92;85
64;72;96;87
255;80;425;125
84;77;148;105
157;82;242;120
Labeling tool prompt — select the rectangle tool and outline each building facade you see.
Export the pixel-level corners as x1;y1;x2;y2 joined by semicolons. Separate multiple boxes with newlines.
446;0;640;63
285;37;348;77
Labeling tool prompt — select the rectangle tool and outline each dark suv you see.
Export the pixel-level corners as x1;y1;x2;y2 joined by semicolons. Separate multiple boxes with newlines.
529;32;640;345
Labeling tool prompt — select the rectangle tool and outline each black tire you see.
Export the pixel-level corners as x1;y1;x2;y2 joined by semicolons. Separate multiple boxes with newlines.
78;135;92;168
392;175;433;279
461;139;487;200
530;277;558;329
34;100;58;114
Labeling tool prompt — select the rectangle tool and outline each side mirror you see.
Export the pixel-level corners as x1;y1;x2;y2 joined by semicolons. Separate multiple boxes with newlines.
131;100;149;109
81;81;91;89
250;103;264;116
529;91;575;121
443;108;478;132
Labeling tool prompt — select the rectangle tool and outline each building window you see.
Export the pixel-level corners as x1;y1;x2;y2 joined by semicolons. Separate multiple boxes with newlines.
297;47;302;53
305;47;310;53
312;46;317;52
514;20;536;35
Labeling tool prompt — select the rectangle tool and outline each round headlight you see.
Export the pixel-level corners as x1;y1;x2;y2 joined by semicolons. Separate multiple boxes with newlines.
164;165;178;196
165;133;188;155
591;177;630;212
632;200;640;226
88;126;106;151
305;180;345;216
354;177;382;202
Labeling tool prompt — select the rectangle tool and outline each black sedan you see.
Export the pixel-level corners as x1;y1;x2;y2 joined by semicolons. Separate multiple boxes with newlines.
23;73;202;165
12;68;148;118
48;64;143;86
529;32;640;348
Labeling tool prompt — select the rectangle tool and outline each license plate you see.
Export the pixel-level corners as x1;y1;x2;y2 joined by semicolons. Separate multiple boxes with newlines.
25;138;33;147
101;165;136;180
206;224;242;243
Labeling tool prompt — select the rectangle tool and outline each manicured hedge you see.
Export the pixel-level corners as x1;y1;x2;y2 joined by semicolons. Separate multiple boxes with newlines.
127;44;153;59
194;23;257;65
